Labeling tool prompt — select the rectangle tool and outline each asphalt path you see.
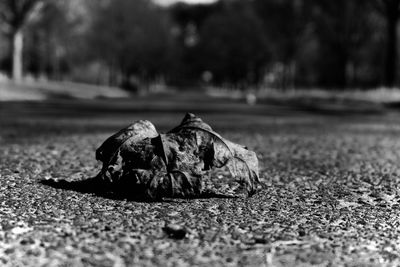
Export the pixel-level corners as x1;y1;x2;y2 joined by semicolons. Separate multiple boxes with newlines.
1;93;400;266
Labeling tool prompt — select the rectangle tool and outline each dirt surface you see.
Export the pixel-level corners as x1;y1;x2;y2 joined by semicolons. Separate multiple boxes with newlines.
1;93;400;266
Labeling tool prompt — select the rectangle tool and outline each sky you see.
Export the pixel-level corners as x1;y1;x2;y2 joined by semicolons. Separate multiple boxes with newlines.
154;0;217;6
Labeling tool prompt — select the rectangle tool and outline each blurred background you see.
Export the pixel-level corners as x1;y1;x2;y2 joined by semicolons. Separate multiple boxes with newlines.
2;0;400;131
1;0;400;93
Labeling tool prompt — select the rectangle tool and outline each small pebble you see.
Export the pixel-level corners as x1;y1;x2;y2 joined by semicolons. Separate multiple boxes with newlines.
163;223;187;239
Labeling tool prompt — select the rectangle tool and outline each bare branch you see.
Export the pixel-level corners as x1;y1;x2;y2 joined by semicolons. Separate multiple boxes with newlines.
18;0;42;26
0;10;9;23
25;0;45;25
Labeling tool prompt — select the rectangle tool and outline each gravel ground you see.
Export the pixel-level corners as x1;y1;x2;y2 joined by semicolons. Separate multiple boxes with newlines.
1;95;400;266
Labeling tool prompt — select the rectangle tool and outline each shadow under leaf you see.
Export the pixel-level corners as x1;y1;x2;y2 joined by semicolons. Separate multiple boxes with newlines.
40;177;165;202
40;177;238;202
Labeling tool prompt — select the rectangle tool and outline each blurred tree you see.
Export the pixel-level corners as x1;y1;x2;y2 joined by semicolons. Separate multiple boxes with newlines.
0;0;46;81
170;2;221;28
310;0;375;88
196;1;268;85
25;0;90;80
88;0;172;89
372;0;400;86
168;2;221;85
254;0;309;88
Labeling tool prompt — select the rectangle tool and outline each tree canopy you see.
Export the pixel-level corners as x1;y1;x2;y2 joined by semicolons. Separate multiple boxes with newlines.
0;0;398;89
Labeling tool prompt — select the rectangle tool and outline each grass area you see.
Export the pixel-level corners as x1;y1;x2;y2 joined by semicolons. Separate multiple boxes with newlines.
1;93;400;266
207;86;400;105
0;80;130;101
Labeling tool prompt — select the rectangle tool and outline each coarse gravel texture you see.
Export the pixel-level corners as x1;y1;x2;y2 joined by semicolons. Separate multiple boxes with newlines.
1;94;400;266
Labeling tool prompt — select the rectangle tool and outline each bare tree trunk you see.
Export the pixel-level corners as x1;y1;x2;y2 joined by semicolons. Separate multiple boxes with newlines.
12;29;23;82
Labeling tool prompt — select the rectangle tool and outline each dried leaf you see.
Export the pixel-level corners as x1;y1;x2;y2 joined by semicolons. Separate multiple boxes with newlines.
95;113;260;199
96;120;158;163
96;120;158;183
169;113;260;195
